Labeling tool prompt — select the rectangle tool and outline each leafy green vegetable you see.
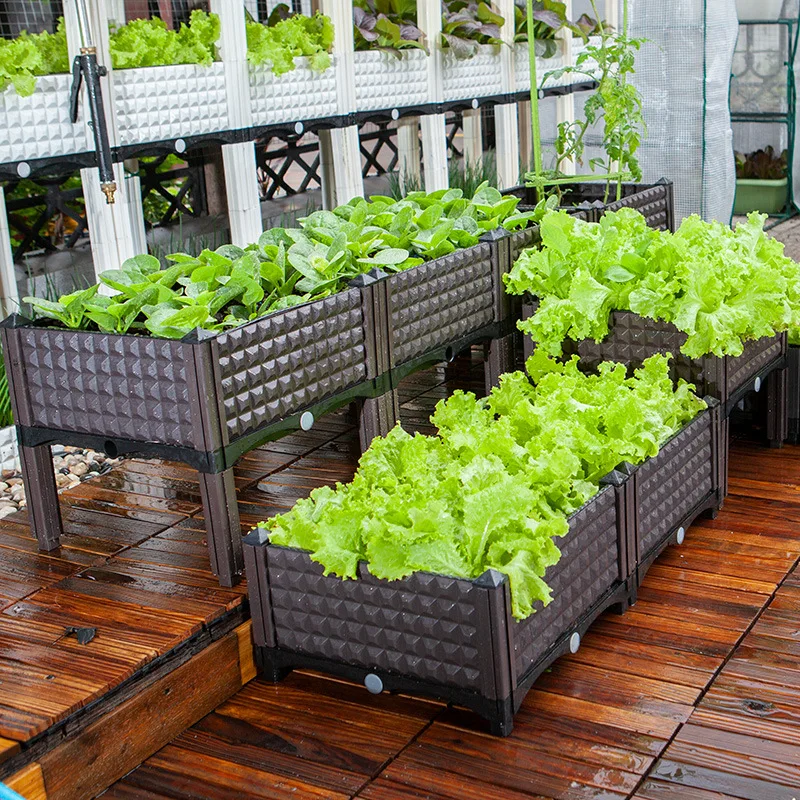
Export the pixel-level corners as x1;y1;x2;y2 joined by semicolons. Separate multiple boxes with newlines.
0;17;69;96
261;352;705;619
441;1;505;59
513;0;573;58
353;0;427;55
735;147;788;181
24;183;537;339
109;10;220;69
505;207;800;359
246;7;334;75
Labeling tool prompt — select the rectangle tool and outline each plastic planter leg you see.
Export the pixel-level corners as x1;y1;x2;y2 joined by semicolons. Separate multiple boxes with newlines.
358;391;400;452
766;366;789;448
484;334;515;394
19;443;63;552
198;468;243;587
488;697;515;737
254;646;293;684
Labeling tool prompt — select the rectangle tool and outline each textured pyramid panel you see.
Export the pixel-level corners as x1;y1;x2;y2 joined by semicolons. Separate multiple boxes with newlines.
114;64;229;146
514;44;566;92
0;75;90;163
726;335;783;397
512;486;618;677
353;50;428;112
636;411;714;558
508;226;541;266
268;547;488;691
19;328;199;447
442;46;504;102
249;57;338;126
215;289;368;441
388;244;495;366
605;184;671;230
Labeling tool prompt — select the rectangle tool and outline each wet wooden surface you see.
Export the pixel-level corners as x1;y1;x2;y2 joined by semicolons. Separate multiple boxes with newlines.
103;357;800;800
3;350;800;798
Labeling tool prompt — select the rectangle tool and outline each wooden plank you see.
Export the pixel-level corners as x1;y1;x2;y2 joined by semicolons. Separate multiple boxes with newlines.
33;630;244;800
0;735;20;765
5;762;47;799
236;621;256;685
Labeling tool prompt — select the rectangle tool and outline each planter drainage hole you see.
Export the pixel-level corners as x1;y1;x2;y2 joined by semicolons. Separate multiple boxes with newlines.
364;673;383;694
445;346;455;363
676;526;686;545
299;411;315;431
104;440;119;458
754;376;762;393
569;631;581;654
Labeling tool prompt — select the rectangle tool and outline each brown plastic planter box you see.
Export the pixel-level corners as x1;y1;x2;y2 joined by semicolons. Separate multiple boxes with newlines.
503;179;675;232
244;475;631;737
788;345;799;444
624;402;724;590
0;282;388;587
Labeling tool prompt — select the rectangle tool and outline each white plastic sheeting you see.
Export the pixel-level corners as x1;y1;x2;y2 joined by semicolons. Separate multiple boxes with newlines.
732;0;799;211
534;0;738;221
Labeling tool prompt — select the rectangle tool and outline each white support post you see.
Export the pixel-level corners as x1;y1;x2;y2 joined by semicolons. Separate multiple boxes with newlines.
397;117;422;191
494;0;520;188
462;109;483;168
556;0;576;174
604;0;620;32
0;188;19;316
419;0;448;191
518;100;532;173
222;142;262;246
66;0;144;278
319;0;363;207
211;0;262;244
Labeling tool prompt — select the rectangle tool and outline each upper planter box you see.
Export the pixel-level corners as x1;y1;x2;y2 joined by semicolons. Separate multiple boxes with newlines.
0;75;90;164
513;43;565;92
1;286;378;471
113;63;230;147
249;56;339;127
353;50;428;113
442;45;504;102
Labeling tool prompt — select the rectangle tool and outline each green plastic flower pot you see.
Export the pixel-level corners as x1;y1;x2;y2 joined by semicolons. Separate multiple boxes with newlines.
734;178;788;215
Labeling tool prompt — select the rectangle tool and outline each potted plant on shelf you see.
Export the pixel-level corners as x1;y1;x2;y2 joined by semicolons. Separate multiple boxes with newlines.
246;5;339;127
244;352;722;736
0;18;88;164
734;146;788;215
108;10;230;146
352;0;429;113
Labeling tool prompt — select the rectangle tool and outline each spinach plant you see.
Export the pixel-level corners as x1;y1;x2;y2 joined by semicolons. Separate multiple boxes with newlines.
24;185;537;340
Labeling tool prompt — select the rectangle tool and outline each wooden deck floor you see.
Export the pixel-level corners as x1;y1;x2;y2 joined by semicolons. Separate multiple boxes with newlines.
2;353;800;798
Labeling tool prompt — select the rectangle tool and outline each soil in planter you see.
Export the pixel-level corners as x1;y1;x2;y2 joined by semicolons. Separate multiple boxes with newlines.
0;445;121;519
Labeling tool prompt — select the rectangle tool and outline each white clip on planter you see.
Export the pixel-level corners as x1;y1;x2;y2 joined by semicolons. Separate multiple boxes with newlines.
754;376;762;393
569;631;581;653
676;526;686;545
364;673;384;694
175;138;186;154
299;411;315;431
295;121;304;135
17;162;31;178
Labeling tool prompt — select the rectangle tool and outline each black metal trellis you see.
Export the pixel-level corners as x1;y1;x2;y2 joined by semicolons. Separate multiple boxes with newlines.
137;154;207;227
360;122;398;178
255;133;322;199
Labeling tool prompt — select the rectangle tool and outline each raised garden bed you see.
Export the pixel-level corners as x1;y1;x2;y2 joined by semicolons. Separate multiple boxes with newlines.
245;476;630;737
244;404;723;735
113;64;230;146
353;50;428;113
0;281;386;587
442;45;504;102
249;57;339;128
1;75;89;164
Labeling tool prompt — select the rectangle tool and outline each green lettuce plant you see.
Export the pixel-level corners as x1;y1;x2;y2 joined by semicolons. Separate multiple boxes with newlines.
24;183;537;339
109;10;220;69
246;7;334;75
260;351;705;619
0;17;69;96
505;207;800;359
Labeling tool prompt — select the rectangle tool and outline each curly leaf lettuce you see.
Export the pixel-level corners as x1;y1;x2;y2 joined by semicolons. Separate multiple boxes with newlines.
505;207;800;359
262;353;705;619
